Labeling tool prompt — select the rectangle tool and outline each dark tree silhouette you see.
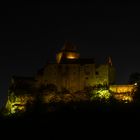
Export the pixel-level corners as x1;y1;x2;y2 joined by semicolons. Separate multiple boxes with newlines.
128;72;140;85
128;73;140;106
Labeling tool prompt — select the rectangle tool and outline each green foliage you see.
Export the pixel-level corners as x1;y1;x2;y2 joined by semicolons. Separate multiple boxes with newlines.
83;86;111;103
90;89;111;102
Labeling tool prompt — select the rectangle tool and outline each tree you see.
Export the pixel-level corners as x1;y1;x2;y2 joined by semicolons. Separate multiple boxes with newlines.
128;72;140;85
128;73;140;105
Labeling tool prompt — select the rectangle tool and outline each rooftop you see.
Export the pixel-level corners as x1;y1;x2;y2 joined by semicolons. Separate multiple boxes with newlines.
60;58;95;64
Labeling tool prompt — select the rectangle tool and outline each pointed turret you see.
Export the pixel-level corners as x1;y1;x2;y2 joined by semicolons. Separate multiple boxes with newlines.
56;41;80;63
107;56;113;66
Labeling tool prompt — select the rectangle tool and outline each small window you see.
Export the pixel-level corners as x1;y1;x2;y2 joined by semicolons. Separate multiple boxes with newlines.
95;71;99;75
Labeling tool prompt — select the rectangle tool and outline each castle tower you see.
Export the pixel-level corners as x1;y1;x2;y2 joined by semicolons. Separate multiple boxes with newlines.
56;41;80;63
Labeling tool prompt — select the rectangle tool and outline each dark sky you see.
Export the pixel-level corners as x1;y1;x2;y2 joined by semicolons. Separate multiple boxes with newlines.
0;2;140;106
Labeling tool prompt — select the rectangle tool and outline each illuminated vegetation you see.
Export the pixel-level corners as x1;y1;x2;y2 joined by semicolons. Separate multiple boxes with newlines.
2;71;139;116
112;93;133;103
90;89;111;102
4;92;35;116
2;82;138;116
3;84;138;116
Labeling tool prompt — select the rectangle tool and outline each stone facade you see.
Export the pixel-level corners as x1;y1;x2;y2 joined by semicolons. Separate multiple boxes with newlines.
36;63;115;93
35;42;115;92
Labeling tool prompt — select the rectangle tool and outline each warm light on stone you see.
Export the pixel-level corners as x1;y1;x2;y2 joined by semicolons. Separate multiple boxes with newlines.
109;85;138;102
109;85;137;93
66;52;80;59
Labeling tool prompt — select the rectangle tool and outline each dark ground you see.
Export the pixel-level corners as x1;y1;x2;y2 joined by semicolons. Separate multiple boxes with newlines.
0;103;140;139
0;112;139;139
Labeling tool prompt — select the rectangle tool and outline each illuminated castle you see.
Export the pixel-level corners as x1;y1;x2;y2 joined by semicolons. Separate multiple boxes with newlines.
4;41;137;115
36;41;115;92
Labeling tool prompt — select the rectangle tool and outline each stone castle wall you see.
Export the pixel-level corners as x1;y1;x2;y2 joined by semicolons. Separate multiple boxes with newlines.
109;85;137;93
36;63;115;92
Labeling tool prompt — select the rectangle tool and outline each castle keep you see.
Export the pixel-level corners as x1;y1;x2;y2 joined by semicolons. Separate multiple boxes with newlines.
36;41;115;92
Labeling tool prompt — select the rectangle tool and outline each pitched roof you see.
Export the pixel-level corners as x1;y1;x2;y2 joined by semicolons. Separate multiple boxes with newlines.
60;58;95;64
61;41;77;52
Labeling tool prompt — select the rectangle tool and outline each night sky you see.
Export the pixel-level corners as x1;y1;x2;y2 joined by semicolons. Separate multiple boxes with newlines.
0;2;140;106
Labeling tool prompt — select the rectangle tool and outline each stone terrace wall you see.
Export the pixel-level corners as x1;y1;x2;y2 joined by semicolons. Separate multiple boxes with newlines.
109;85;137;93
